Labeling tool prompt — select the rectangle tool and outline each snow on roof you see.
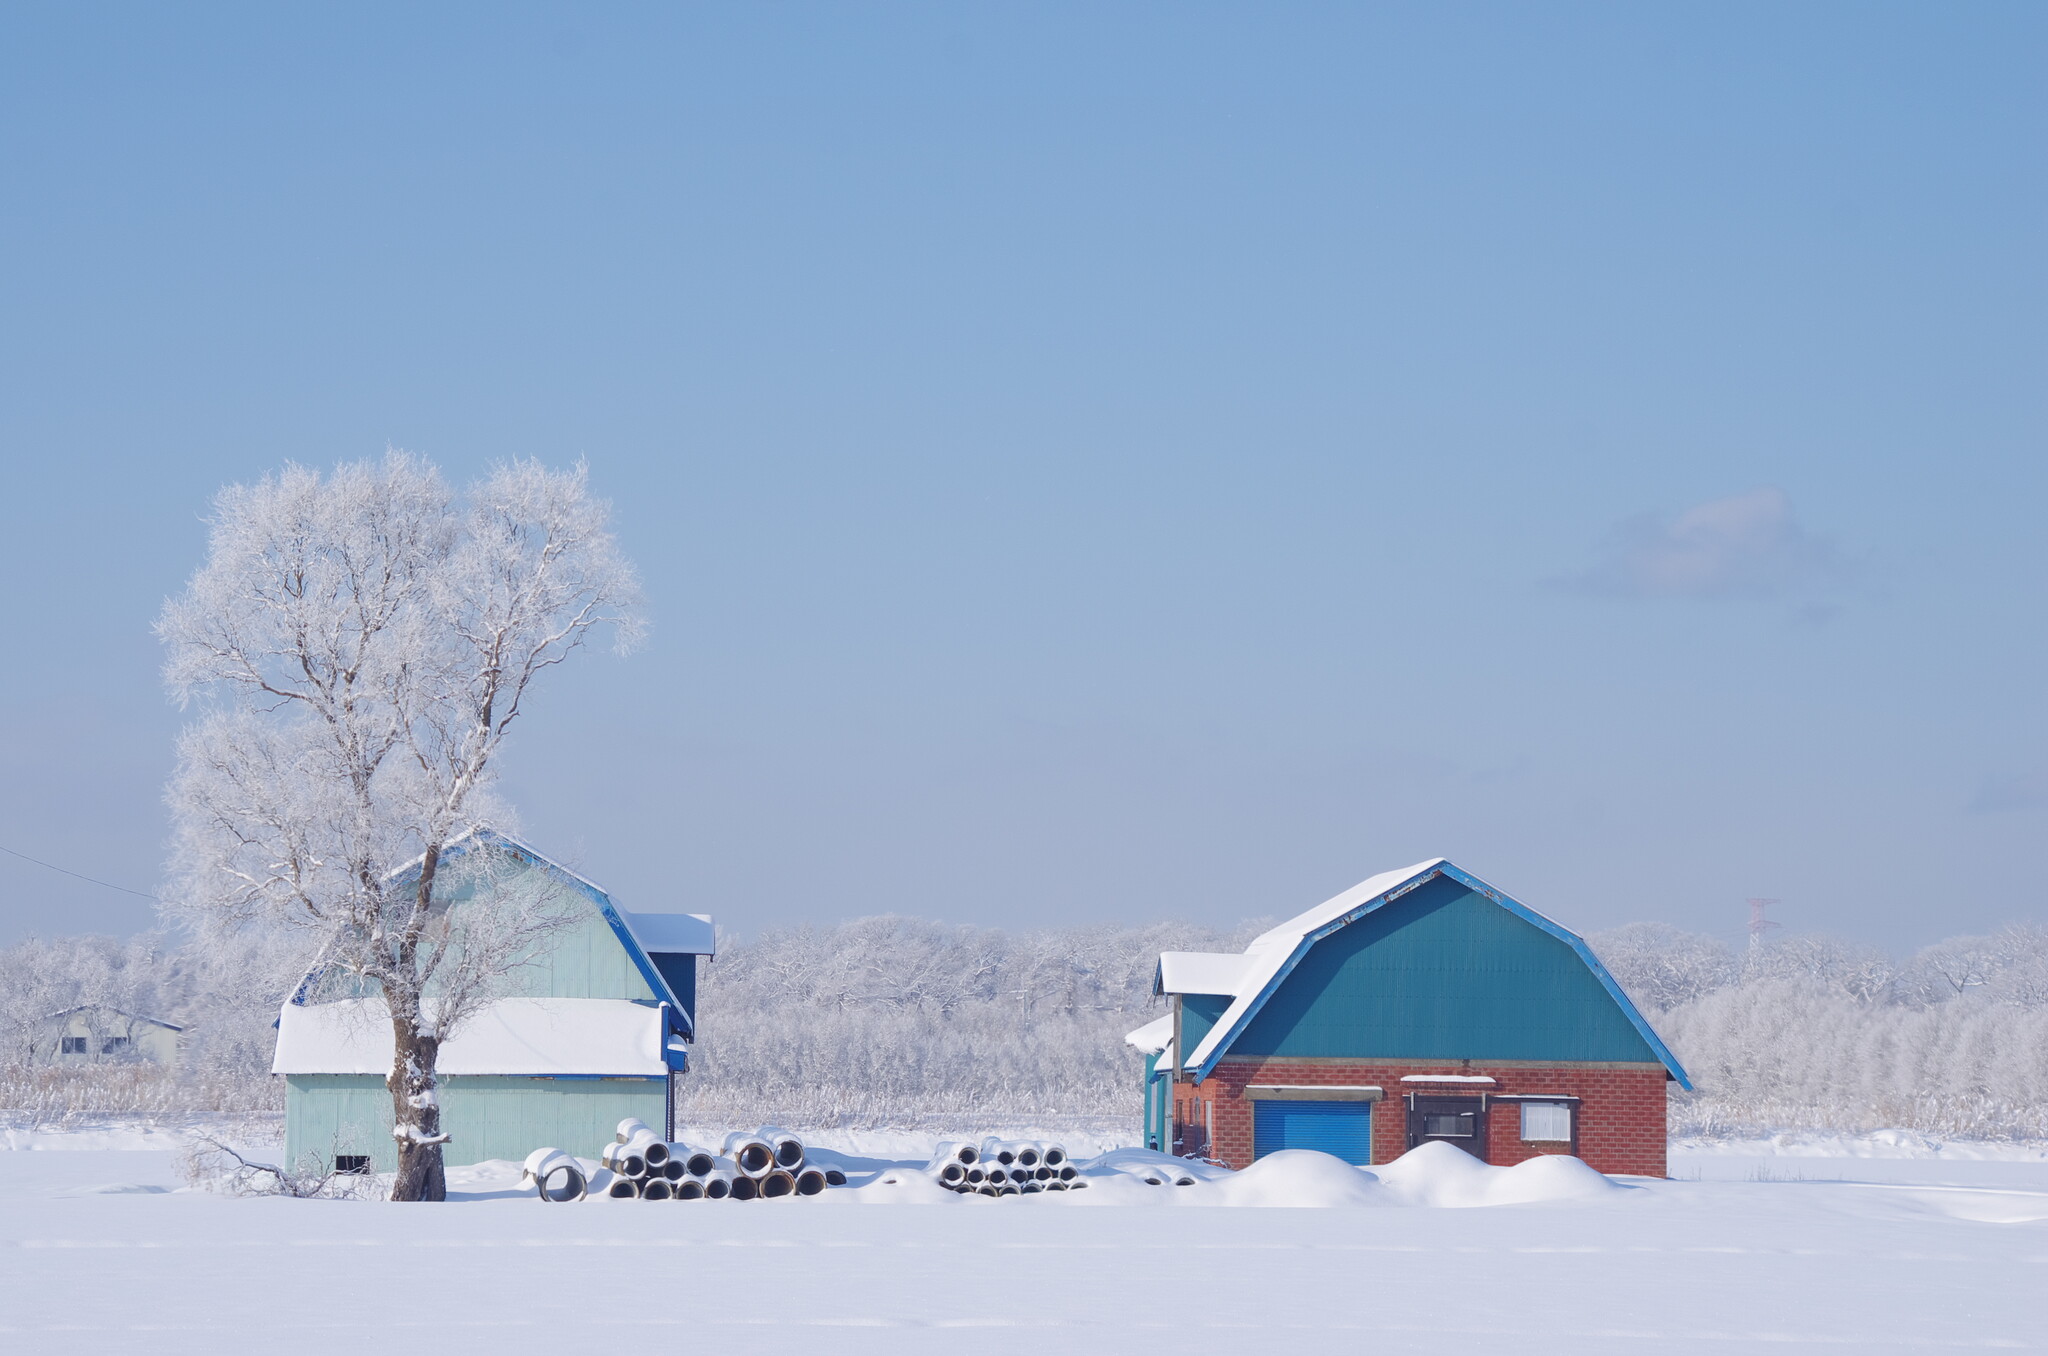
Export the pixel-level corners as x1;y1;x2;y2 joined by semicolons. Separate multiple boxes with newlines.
1400;1074;1497;1084
1242;858;1451;956
1181;858;1445;1072
617;909;716;957
272;997;668;1076
1124;1015;1173;1055
1156;951;1257;996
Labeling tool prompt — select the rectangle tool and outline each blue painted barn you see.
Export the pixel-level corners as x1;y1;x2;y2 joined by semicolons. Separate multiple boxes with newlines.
1128;858;1688;1176
273;830;714;1174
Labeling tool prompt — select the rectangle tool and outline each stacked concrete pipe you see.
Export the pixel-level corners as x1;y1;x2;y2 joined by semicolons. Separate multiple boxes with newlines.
530;1122;848;1202
929;1138;1086;1196
720;1132;776;1179
520;1148;588;1202
758;1126;806;1172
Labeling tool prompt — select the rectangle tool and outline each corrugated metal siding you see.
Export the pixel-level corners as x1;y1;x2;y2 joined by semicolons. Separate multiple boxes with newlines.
510;910;659;1001
1253;1101;1373;1164
1180;993;1229;1057
285;1075;393;1172
285;1074;667;1174
444;1077;668;1164
416;856;657;1003
1232;875;1661;1063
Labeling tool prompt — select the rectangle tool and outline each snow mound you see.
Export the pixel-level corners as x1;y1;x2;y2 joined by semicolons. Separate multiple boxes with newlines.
1063;1146;1617;1209
1202;1150;1391;1208
1375;1142;1621;1208
1084;1147;1231;1182
836;1167;963;1205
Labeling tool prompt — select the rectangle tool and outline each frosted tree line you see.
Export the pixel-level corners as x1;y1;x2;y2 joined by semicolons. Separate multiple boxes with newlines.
1596;922;2048;1139
5;911;2045;1140
673;916;1268;1128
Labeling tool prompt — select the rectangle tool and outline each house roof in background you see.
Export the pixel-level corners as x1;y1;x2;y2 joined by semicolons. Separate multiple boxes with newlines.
42;1005;185;1031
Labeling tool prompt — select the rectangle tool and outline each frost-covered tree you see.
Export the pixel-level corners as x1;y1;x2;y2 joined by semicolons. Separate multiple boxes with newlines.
1987;925;2048;1010
1899;933;2002;1006
1588;923;1737;1011
1744;932;1897;1003
157;452;639;1200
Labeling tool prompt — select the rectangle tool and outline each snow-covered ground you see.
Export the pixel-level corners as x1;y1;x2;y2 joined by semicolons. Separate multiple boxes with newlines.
2;1127;2045;1354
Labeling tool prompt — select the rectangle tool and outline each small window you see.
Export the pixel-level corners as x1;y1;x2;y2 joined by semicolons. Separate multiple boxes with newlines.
334;1155;372;1175
1422;1112;1474;1138
1521;1102;1573;1142
101;1037;130;1055
60;1036;88;1055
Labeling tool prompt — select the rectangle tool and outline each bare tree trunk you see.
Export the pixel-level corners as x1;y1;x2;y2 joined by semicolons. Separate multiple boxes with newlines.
388;841;448;1202
388;1018;447;1202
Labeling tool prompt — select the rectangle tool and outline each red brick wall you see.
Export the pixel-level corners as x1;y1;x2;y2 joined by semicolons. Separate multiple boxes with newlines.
1172;1059;1670;1177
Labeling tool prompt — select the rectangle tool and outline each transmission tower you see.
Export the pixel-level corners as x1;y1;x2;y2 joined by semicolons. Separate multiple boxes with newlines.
1746;897;1782;951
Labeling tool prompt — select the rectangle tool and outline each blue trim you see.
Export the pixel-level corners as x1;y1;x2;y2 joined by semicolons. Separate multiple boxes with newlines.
286;964;326;1007
592;897;691;1035
1191;862;1692;1089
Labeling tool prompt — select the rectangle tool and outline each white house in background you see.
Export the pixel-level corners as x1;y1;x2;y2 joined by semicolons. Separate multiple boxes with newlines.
34;1006;185;1069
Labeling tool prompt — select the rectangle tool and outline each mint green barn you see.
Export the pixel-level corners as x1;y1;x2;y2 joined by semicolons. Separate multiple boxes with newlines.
273;831;714;1174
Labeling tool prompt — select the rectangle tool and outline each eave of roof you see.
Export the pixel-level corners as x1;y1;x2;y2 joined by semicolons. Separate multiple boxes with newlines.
1155;951;1257;997
1124;1014;1172;1055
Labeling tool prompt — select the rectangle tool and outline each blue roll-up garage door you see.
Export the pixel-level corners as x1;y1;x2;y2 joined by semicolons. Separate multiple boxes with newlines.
1252;1100;1373;1165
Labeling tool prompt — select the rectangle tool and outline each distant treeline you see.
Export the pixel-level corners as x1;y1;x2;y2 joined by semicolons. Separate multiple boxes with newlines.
1596;922;2048;1140
4;915;2045;1140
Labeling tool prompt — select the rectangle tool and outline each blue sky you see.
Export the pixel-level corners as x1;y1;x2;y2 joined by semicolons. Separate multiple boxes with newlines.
0;3;2041;950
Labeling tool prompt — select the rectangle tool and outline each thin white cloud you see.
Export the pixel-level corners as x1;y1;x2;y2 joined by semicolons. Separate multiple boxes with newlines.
1561;487;1842;601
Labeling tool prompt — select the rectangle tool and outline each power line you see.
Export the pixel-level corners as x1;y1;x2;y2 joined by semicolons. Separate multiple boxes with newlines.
0;842;164;903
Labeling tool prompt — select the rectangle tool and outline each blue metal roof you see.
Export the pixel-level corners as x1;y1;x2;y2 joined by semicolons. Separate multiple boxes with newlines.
1188;860;1692;1089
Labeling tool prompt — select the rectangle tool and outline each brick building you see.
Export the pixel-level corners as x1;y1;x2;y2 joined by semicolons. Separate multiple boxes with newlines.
1127;858;1689;1177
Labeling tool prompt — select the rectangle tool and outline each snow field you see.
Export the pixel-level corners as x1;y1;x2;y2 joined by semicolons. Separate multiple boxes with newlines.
1;1137;2044;1355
